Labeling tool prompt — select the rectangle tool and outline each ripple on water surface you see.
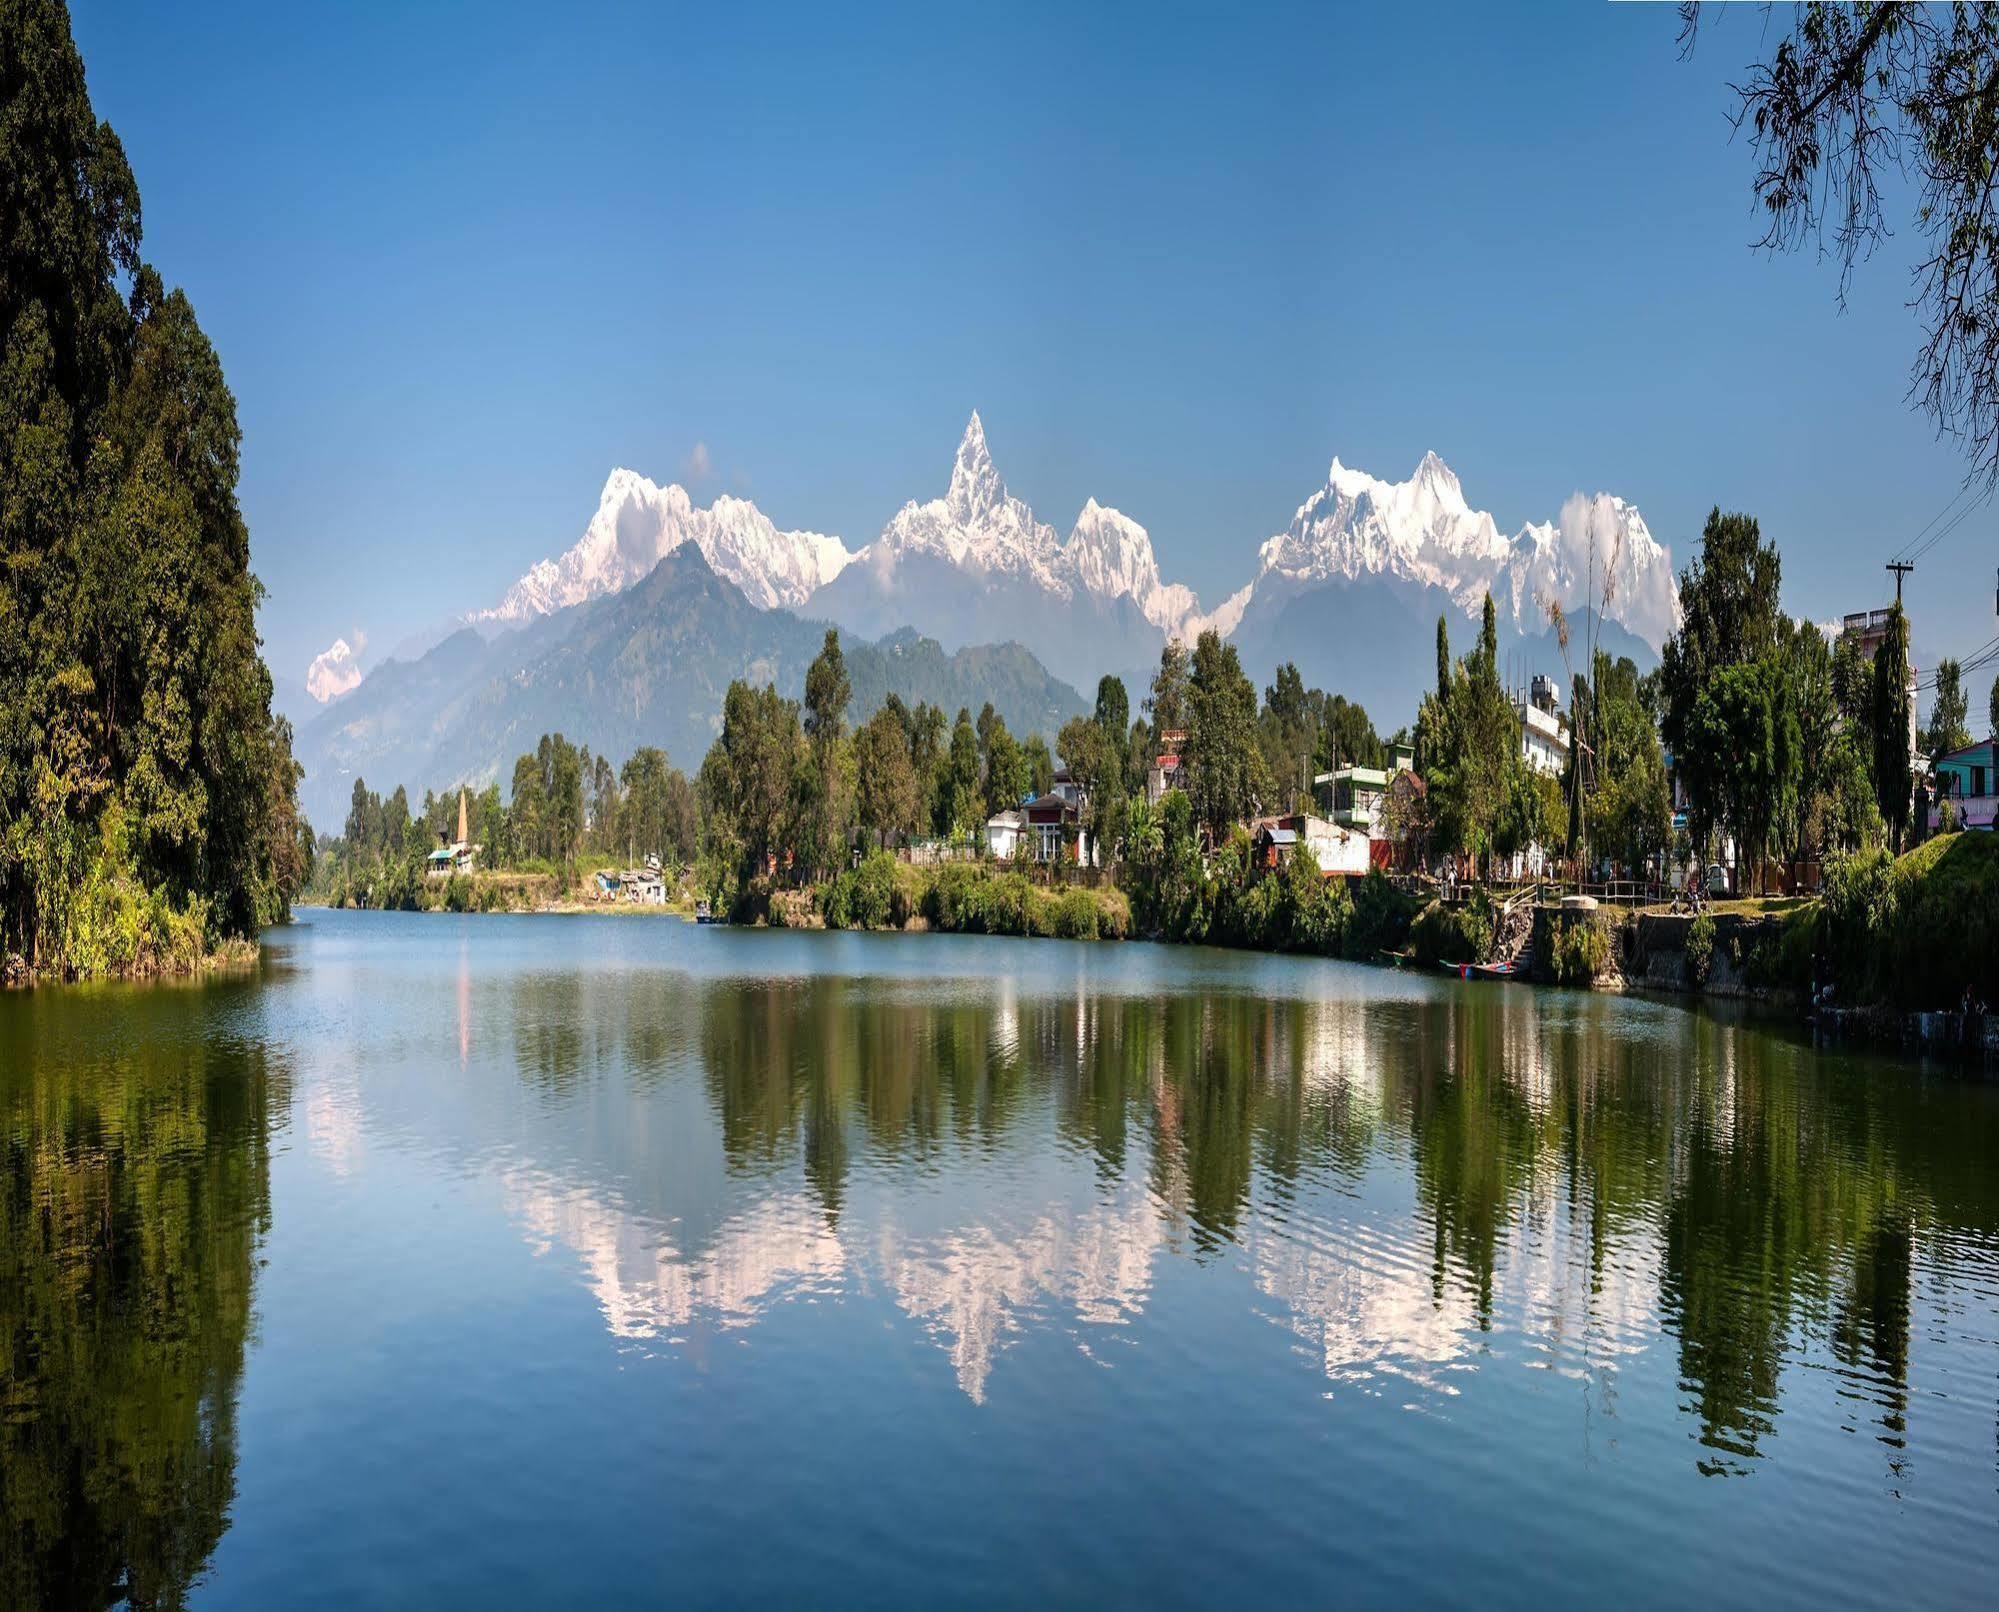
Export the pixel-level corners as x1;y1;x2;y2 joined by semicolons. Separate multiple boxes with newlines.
4;908;1999;1607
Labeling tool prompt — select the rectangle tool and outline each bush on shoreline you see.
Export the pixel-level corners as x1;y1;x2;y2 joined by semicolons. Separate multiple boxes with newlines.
1820;833;1998;1010
1411;891;1493;967
1549;916;1610;986
1685;912;1716;988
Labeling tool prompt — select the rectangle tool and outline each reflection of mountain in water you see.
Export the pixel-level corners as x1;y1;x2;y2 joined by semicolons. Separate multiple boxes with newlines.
472;964;1992;1461
881;1185;1167;1404
507;1173;845;1342
0;989;286;1608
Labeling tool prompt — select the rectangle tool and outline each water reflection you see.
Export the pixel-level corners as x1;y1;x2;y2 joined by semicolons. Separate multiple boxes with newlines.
0;985;285;1609
9;918;1999;1612
477;961;1997;1473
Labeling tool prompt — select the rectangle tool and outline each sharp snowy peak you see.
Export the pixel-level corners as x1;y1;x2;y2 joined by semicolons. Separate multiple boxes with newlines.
1247;450;1678;644
862;411;1067;587
1064;498;1203;639
304;636;364;703
480;468;852;624
1257;450;1513;616
1502;493;1679;650
850;412;1209;630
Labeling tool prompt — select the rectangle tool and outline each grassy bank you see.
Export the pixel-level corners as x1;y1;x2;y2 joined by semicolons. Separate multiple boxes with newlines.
780;849;1426;961
1820;832;1999;1011
314;868;569;914
779;855;1132;941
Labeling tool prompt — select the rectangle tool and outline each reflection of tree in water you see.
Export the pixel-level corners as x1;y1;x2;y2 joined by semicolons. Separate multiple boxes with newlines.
700;983;1039;1220
1834;1217;1914;1466
1404;1000;1545;1329
1655;1021;1949;1476
683;964;1994;1469
510;973;590;1093
0;996;284;1609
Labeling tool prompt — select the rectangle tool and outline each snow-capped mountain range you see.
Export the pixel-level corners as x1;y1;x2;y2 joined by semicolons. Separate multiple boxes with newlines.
324;411;1678;710
828;411;1208;645
1248;449;1679;650
476;466;851;623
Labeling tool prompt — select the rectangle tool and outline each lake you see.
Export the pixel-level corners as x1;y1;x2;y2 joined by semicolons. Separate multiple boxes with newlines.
4;907;1997;1608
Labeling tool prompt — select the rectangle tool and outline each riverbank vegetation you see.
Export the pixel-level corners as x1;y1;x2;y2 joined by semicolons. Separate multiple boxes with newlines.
1;4;310;981
299;486;1999;1026
300;421;1975;1016
1819;832;1999;1013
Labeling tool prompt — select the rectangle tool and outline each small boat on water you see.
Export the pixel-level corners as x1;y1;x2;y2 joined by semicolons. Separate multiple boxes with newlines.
1444;958;1518;981
694;900;717;925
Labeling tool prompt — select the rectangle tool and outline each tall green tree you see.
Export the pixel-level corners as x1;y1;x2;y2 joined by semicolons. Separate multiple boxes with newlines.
534;733;584;865
1093;675;1129;747
618;746;685;863
1660;509;1783;856
1692;656;1800;892
1872;603;1914;852
0;1;306;969
1780;616;1842;863
1185;630;1266;838
509;753;544;863
1146;640;1190;733
1259;662;1315;811
1583;651;1672;873
1925;656;1972;758
908;700;946;830
1311;693;1383;776
1419;595;1522;877
797;630;852;879
1022;733;1054;798
703;682;803;884
854;704;921;847
936;708;982;835
1057;714;1114;862
982;719;1028;817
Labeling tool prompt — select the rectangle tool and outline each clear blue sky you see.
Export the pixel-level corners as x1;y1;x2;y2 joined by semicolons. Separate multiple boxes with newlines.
70;0;1998;696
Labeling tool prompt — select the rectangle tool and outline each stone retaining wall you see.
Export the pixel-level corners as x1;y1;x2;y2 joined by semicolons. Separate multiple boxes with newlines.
1624;912;1786;998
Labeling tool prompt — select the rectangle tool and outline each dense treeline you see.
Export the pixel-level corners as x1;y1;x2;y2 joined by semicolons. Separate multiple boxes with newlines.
309;734;700;908
1;2;309;976
307;625;1399;937
1660;509;1897;886
310;500;1949;984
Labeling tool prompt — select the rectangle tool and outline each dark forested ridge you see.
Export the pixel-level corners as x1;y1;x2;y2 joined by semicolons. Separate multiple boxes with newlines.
0;1;309;977
292;543;1086;828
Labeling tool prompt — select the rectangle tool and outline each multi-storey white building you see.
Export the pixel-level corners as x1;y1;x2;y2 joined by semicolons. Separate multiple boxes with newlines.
1514;674;1570;778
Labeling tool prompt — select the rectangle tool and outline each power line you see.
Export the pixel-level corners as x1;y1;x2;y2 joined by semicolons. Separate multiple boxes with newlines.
1894;481;1984;564
1902;495;1981;567
1914;631;1999;690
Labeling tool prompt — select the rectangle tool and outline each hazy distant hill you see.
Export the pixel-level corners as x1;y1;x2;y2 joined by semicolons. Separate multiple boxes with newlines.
294;545;1084;826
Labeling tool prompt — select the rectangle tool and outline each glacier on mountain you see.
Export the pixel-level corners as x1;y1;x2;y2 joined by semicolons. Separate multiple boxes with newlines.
472;415;1678;680
840;411;1210;645
478;467;852;623
305;634;365;703
1236;450;1679;647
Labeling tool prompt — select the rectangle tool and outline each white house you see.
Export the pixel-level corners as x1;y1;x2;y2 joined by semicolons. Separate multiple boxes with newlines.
1515;674;1570;778
1299;813;1371;876
984;808;1028;860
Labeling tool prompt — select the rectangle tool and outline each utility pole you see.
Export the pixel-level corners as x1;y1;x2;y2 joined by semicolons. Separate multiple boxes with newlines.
1887;559;1915;602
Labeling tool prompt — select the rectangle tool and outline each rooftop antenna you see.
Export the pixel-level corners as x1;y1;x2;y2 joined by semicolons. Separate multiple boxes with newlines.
1887;559;1915;603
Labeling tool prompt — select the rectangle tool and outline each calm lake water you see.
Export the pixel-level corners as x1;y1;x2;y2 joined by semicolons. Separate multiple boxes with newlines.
4;908;1998;1608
